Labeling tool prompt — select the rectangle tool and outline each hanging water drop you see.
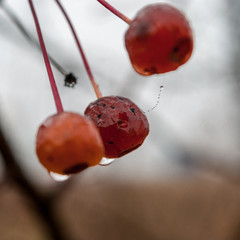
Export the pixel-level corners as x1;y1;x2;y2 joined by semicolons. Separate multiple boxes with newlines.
49;171;70;181
99;157;115;166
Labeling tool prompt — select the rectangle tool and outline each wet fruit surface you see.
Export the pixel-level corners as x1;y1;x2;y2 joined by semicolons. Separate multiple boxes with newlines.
36;112;104;175
125;3;193;75
84;96;149;158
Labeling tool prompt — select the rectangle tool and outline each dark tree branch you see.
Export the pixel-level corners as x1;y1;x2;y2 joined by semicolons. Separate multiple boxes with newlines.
0;123;71;240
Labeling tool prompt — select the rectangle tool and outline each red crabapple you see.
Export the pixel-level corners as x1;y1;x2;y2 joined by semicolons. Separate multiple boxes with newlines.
125;3;193;75
36;112;104;175
84;96;149;158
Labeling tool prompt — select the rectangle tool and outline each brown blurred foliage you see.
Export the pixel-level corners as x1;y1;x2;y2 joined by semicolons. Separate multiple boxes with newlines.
1;172;240;240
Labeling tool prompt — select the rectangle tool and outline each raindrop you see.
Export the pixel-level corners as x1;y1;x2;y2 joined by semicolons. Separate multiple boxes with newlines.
49;171;70;182
99;157;115;166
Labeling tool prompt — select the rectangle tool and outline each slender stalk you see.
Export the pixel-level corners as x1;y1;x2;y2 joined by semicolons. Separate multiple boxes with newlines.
97;0;131;24
54;0;102;99
0;1;68;76
144;86;164;113
28;0;63;113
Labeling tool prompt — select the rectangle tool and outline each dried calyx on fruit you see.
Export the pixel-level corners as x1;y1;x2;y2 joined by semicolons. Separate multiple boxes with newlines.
64;73;77;87
36;112;104;175
85;96;149;158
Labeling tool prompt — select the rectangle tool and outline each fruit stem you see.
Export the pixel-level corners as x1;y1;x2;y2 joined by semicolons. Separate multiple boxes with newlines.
1;1;68;77
28;0;63;113
54;0;102;99
97;0;131;25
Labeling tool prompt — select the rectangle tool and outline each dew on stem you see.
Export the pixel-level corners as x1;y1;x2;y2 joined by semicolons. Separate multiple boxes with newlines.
28;0;63;113
144;85;164;113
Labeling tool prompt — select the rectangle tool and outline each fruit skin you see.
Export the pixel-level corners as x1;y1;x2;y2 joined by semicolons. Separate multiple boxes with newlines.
84;96;149;158
125;3;193;75
36;112;104;175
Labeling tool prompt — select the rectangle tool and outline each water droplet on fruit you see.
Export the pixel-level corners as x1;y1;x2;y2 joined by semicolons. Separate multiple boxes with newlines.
49;171;70;182
99;157;115;166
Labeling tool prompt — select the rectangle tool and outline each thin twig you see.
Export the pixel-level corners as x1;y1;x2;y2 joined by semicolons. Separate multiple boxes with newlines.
0;1;68;76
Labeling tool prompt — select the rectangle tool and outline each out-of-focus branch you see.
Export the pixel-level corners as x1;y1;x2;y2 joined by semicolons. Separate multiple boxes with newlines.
0;1;78;88
0;123;72;240
0;0;67;76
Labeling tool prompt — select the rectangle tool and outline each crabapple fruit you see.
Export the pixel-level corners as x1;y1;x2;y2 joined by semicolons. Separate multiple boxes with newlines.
84;96;149;158
125;3;193;75
36;112;104;175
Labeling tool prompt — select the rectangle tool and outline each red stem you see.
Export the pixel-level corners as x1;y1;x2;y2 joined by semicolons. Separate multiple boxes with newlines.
97;0;131;24
28;0;63;113
54;0;102;99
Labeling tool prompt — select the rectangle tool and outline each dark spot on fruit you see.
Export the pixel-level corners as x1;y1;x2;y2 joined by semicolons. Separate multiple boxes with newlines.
47;156;54;162
170;38;192;62
135;21;151;40
144;66;157;74
97;114;101;119
102;104;106;107
63;163;88;174
130;108;135;113
108;141;114;145
117;118;128;128
111;106;115;109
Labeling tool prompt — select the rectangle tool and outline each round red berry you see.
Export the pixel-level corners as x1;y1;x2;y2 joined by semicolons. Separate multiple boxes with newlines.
125;3;193;75
84;96;149;158
36;112;104;175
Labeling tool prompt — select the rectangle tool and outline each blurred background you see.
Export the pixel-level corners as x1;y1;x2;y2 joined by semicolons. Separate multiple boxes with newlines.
0;0;240;239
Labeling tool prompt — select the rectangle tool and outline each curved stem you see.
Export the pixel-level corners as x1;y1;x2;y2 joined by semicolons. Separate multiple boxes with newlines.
54;0;102;99
97;0;131;24
28;0;63;113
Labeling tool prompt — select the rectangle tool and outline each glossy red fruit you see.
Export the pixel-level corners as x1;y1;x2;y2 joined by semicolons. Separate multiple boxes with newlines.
125;3;193;75
36;112;104;175
84;96;149;158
